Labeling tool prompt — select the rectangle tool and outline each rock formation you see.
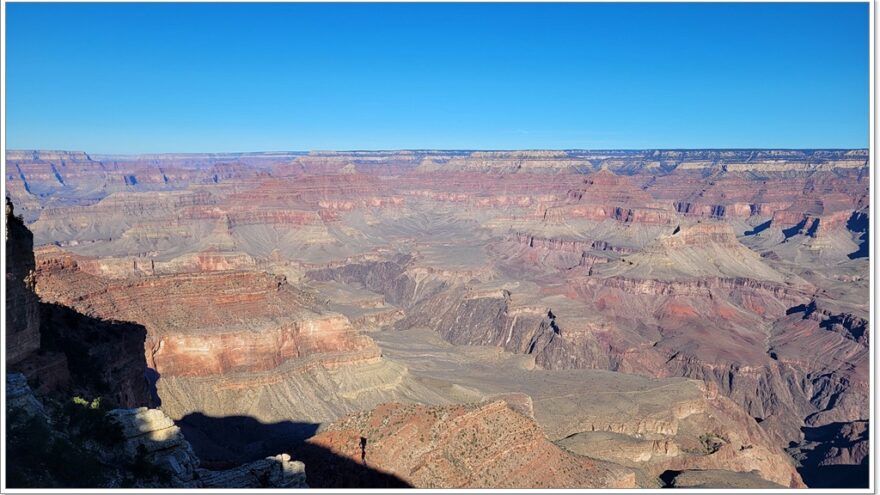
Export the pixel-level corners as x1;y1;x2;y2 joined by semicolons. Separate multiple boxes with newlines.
302;401;639;488
6;147;869;488
6;198;41;364
107;407;308;488
5;373;308;488
30;246;438;432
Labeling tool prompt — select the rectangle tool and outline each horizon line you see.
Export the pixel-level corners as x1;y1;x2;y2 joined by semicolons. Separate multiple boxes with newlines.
5;147;870;157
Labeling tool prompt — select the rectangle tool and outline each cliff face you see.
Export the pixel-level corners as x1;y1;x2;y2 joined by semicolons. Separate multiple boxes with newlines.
33;256;380;378
6;198;72;396
5;198;150;407
39;302;152;408
6;198;41;364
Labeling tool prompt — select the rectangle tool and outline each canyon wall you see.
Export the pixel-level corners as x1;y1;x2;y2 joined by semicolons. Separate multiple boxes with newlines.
6;198;41;364
8;147;869;488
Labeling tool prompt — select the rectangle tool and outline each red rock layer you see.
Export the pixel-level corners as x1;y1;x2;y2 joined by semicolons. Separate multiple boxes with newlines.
541;170;678;225
33;249;380;379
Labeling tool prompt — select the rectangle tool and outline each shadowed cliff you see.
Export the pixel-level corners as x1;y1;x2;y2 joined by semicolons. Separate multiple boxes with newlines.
39;302;152;408
7;197;152;408
793;422;869;488
6;197;41;364
177;413;320;466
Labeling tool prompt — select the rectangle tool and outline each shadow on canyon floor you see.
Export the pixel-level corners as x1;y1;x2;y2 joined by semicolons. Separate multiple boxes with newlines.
798;463;869;489
744;219;771;236
794;422;869;489
846;210;869;260
293;440;412;488
178;412;411;488
145;367;161;407
657;470;682;488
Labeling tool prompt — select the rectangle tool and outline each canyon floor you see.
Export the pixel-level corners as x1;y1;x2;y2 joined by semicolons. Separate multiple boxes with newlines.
6;149;870;488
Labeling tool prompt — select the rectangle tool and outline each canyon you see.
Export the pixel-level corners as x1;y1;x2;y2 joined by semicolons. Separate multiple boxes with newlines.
5;148;869;488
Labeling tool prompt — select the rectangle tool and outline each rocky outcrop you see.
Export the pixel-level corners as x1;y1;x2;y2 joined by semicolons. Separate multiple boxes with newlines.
663;469;786;488
108;407;308;488
108;407;202;486
198;454;307;488
302;401;639;488
6;373;48;420
307;253;499;314
540;170;678;225
536;377;805;488
6;375;307;488
489;234;623;273
797;421;869;468
592;222;789;281
787;300;869;346
510;232;634;255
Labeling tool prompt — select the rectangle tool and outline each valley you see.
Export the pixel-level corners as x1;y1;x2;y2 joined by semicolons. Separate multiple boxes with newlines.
5;148;869;488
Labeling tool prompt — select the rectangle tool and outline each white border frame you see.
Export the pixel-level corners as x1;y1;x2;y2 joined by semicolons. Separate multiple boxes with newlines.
0;1;875;493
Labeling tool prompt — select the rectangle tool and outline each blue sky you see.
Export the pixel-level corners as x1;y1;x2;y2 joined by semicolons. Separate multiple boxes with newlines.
6;3;869;153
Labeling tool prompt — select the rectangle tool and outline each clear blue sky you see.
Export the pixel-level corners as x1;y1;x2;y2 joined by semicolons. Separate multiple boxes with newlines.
6;3;869;153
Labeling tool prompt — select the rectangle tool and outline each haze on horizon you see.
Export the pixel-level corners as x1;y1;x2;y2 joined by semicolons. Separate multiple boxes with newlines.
6;2;869;154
